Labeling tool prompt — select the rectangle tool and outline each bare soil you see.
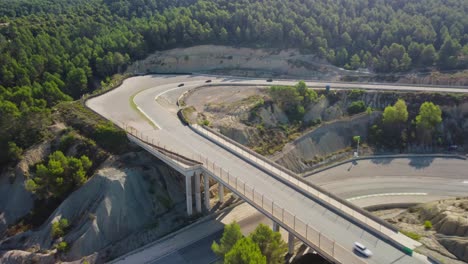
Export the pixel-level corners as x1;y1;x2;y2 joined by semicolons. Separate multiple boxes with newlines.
385;198;468;264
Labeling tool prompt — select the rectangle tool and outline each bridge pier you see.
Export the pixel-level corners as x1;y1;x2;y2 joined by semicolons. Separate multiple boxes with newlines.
218;182;224;203
194;172;202;213
185;175;193;216
272;221;280;232
203;173;211;211
288;232;295;254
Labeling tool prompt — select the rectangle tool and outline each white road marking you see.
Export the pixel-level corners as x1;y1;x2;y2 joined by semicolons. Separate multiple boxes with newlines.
347;193;428;201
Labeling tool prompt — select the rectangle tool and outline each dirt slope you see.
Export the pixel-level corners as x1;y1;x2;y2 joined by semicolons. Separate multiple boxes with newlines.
0;152;187;263
127;45;357;80
389;198;468;263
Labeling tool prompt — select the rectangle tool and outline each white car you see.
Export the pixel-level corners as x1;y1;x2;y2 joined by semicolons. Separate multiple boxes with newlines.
354;242;373;257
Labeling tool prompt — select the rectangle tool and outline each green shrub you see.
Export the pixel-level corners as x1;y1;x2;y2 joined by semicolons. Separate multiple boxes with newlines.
424;220;432;230
349;89;366;99
59;131;77;151
400;230;421;241
347;100;366;115
94;122;127;153
52;218;69;238
7;142;23;162
56;241;68;252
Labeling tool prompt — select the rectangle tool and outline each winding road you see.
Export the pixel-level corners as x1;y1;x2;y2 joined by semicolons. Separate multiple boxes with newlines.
88;74;468;264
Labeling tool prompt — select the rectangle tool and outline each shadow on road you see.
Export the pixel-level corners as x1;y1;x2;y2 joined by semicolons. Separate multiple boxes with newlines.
370;158;394;165
408;157;434;169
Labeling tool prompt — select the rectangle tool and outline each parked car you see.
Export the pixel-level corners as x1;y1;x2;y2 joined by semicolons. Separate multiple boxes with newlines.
353;242;372;257
205;79;212;83
178;83;184;87
266;78;273;82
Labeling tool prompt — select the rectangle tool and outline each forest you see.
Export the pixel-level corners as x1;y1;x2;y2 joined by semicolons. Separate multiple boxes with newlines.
0;0;467;165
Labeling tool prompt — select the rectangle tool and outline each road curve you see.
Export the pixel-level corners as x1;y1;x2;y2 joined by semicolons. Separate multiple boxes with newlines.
87;74;468;264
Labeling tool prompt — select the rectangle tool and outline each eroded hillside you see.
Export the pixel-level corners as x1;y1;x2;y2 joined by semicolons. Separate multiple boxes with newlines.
183;85;468;173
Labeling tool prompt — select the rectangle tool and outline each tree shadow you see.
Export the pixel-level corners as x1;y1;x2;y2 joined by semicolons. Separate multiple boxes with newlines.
369;158;394;165
408;157;434;169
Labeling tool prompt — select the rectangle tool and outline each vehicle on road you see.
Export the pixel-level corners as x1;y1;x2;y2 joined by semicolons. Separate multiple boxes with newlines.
205;79;212;83
353;242;373;257
178;83;184;87
266;78;273;82
448;145;458;151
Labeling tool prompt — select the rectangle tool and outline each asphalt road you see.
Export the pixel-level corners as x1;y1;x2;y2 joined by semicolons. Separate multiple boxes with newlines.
149;231;221;264
306;158;468;207
88;74;468;264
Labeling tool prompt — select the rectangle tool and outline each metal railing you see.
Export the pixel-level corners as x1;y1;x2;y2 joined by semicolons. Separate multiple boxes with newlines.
126;127;366;264
191;124;396;235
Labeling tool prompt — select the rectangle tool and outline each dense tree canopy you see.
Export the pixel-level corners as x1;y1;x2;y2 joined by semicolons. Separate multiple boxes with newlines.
383;99;409;125
249;223;287;264
415;101;443;130
25;151;92;199
224;237;266;264
211;221;243;259
0;0;466;164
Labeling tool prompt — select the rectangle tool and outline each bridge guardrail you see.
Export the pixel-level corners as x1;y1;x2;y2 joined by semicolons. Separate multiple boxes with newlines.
127;129;367;264
188;124;426;258
195;124;399;232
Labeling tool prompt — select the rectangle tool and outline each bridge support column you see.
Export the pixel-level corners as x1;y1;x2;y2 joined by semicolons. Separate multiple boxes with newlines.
185;175;193;216
272;221;280;232
203;173;211;211
288;232;295;254
194;172;202;214
218;182;224;203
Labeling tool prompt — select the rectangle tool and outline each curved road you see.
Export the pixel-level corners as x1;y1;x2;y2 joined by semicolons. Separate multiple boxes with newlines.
88;74;467;264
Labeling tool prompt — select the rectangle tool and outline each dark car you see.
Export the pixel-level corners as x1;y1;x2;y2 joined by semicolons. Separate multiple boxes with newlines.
178;83;184;87
205;79;212;83
266;78;273;82
448;145;458;151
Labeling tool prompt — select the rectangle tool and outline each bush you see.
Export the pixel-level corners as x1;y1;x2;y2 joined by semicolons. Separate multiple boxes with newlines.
400;230;421;241
349;89;366;99
56;241;68;252
51;218;69;238
424;220;432;230
94;122;127;153
347;101;366;115
59;131;77;151
7;141;23;162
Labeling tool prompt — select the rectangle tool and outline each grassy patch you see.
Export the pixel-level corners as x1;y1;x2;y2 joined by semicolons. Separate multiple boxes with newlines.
400;230;422;241
56;101;130;154
181;106;196;124
129;93;158;128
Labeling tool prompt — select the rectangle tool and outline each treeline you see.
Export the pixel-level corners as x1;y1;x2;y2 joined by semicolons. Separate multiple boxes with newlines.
0;0;467;164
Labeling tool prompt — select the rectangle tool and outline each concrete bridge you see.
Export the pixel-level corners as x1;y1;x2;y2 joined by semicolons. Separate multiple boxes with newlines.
85;75;453;264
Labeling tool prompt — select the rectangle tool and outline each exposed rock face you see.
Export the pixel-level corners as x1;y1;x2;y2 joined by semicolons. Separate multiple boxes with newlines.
438;237;468;263
390;198;468;263
126;45;352;79
0;152;187;263
0;140;51;235
420;199;468;237
0;250;55;264
274;112;379;173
